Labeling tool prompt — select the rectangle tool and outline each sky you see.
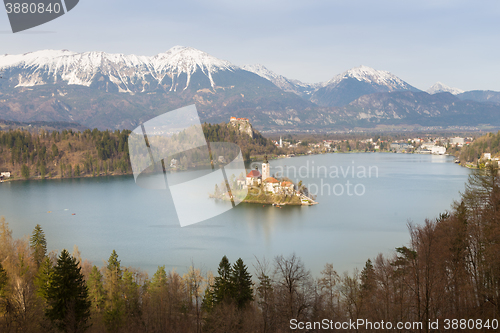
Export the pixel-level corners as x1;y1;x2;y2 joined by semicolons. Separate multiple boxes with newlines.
1;0;499;91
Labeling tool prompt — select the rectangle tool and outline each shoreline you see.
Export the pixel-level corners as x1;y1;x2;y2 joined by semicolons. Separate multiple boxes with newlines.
0;172;133;183
1;151;461;184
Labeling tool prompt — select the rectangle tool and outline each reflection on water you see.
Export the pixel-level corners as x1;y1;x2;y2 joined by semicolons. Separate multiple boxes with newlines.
0;153;470;276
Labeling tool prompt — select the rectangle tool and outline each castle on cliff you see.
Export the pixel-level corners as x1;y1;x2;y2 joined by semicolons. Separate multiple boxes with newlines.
228;117;254;138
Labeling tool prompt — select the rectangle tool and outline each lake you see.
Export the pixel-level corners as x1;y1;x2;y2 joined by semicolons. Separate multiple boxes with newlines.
0;153;470;277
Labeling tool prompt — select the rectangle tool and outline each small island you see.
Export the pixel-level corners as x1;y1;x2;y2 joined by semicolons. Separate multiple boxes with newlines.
211;155;318;206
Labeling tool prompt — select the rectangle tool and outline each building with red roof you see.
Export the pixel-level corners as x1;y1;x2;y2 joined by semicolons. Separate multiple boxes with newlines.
265;177;278;183
246;167;262;186
264;177;280;193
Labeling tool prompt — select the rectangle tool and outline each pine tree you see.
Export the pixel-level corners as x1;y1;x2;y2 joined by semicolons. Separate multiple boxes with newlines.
103;250;124;332
0;262;7;297
230;258;253;309
35;256;54;301
87;266;105;313
30;224;47;268
148;266;169;330
122;269;141;327
212;255;232;305
52;143;59;157
360;259;376;293
21;164;30;179
40;163;46;179
45;249;91;333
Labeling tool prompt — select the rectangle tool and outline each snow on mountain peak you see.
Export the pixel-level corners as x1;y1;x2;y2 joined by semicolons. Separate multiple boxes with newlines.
426;82;464;95
241;64;280;81
241;63;317;96
152;46;236;73
325;65;411;91
0;46;238;91
0;49;78;68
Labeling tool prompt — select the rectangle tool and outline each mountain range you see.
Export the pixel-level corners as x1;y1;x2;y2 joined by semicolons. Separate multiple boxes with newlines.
1;46;499;131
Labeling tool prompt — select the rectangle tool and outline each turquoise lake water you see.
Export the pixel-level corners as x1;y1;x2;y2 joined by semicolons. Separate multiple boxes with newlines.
0;153;470;277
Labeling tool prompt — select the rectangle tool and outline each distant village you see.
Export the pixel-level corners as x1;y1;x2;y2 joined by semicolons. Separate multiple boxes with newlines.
0;114;493;183
269;135;475;156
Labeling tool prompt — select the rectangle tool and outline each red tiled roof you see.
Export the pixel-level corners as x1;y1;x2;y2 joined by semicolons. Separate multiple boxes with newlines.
265;177;278;183
246;170;262;178
281;181;293;187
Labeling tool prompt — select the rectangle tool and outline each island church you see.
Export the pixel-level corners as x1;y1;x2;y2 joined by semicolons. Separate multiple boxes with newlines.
240;156;296;195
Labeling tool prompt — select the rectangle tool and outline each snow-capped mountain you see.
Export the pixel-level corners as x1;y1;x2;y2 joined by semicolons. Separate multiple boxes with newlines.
0;46;313;129
311;65;420;107
324;65;414;90
241;64;318;97
426;82;464;95
2;47;500;131
0;46;240;93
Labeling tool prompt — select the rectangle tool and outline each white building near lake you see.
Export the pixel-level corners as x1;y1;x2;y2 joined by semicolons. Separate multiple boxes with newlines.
431;146;446;155
450;137;465;147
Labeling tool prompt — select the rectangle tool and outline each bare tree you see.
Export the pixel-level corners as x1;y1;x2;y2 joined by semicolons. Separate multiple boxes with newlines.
273;253;313;329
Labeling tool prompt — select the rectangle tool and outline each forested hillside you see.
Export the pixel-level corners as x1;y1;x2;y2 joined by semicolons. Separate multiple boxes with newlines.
1;164;500;332
0;122;281;180
457;131;500;163
0;128;132;180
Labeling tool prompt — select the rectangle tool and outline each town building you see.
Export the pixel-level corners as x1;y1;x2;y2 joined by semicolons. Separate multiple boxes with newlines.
450;137;465;147
431;146;446;155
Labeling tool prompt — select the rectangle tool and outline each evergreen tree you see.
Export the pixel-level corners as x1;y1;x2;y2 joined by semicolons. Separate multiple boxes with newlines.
45;249;91;333
30;224;47;268
212;255;233;305
148;266;169;330
230;258;253;309
0;262;7;297
122;269;141;327
52;143;59;157
103;250;124;332
21;164;30;179
360;259;376;293
35;257;54;301
87;266;105;313
40;164;46;179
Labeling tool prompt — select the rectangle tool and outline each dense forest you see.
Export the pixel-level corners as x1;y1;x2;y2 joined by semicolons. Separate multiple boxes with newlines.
0;128;132;180
0;123;282;180
1;163;500;332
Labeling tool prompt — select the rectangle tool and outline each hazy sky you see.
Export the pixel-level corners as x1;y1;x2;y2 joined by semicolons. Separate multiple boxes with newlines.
1;0;499;91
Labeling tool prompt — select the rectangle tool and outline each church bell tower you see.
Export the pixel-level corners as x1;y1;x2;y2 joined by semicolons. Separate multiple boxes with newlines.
262;155;270;181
